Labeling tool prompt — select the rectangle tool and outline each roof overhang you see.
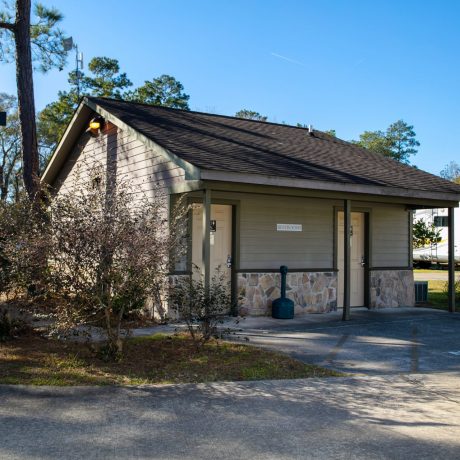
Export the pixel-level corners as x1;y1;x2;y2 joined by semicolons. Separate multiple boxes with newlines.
200;170;460;208
41;98;460;209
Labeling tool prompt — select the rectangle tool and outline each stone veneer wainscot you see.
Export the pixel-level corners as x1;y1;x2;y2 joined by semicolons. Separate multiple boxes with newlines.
237;271;337;316
370;269;415;308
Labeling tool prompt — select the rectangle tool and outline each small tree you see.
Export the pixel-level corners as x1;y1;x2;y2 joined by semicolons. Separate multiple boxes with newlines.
169;267;231;349
413;218;441;249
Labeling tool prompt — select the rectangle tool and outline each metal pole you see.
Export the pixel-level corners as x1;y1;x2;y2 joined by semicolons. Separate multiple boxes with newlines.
75;44;80;99
448;207;456;313
202;189;211;292
342;199;351;321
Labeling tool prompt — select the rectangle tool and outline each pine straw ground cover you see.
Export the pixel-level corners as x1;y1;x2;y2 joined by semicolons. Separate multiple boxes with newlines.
0;331;341;385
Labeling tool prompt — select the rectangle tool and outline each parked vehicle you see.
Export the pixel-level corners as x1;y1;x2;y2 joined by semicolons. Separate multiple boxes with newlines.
413;206;460;267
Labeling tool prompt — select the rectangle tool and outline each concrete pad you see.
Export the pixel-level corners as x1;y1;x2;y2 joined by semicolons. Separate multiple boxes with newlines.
225;308;460;375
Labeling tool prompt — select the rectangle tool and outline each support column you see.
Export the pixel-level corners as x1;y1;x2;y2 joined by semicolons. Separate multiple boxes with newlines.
408;210;414;268
448;207;456;313
342;199;351;321
202;189;211;291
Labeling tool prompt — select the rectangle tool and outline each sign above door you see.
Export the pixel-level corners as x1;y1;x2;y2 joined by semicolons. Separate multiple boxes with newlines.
276;224;302;232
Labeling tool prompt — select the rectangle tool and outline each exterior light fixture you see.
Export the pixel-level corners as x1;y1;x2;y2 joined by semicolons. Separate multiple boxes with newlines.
89;119;101;130
87;116;105;136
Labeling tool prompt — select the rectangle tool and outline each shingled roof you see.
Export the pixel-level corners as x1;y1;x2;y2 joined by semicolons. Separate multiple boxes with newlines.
83;97;460;197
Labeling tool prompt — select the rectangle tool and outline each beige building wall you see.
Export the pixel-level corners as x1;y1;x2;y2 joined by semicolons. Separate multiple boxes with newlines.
372;205;410;267
238;194;336;270
53;122;185;198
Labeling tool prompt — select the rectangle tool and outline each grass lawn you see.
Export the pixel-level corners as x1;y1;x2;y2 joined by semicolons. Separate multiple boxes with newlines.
0;331;341;386
421;279;460;310
414;268;447;274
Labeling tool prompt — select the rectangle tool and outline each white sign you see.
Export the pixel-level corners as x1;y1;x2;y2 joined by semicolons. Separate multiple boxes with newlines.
277;224;302;232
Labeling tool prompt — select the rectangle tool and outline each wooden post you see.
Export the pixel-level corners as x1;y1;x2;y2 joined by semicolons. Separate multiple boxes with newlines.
342;199;351;321
202;189;211;291
448;207;455;313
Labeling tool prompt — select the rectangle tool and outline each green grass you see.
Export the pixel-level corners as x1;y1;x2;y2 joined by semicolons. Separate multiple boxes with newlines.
421;279;460;310
0;332;342;386
414;268;447;274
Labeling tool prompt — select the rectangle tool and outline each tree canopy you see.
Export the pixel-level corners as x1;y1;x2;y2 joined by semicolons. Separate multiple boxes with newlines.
440;161;460;184
38;59;190;157
235;109;267;121
0;2;67;71
0;0;68;199
353;120;420;163
126;74;190;109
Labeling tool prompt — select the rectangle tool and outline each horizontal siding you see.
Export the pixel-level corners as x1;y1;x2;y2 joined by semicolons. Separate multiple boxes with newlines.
372;206;409;267
239;195;335;270
53;122;185;200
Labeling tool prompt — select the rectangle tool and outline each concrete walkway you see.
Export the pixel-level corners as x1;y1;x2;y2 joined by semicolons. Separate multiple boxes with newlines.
1;373;460;459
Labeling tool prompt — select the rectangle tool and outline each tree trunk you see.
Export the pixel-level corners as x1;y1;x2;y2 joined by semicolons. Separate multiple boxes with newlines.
14;0;39;200
0;165;4;200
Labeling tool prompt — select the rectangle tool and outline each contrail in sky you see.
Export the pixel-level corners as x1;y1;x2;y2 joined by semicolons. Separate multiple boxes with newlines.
270;52;305;66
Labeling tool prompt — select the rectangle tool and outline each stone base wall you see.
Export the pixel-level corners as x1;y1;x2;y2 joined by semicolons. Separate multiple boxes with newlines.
237;272;337;316
370;269;415;308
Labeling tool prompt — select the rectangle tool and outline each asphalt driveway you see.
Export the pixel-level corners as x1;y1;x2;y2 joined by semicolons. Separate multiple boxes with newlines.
2;307;460;459
226;307;460;375
1;373;460;460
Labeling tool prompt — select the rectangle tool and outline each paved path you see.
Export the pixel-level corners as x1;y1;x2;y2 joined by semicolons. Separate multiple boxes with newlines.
226;308;460;375
1;373;460;459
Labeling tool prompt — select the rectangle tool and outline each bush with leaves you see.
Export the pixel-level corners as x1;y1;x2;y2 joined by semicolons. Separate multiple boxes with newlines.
169;267;232;348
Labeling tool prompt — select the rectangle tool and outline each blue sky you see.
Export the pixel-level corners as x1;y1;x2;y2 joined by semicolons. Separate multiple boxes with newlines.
1;0;459;175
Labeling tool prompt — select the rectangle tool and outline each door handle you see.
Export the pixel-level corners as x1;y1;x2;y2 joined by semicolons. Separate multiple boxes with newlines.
361;256;366;267
226;255;232;268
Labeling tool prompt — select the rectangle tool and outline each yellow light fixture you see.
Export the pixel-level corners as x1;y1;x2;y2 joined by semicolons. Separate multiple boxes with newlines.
89;120;101;130
87;116;105;136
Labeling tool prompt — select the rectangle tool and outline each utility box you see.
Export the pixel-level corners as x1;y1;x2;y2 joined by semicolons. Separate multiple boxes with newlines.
414;281;428;303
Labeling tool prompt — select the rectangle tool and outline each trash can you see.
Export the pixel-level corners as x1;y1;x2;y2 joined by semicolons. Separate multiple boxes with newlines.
272;266;294;319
